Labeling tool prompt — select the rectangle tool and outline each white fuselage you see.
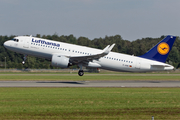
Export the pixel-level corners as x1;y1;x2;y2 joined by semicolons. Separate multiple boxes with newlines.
4;36;174;72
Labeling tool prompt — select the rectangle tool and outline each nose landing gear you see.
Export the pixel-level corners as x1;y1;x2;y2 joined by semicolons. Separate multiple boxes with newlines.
22;55;27;65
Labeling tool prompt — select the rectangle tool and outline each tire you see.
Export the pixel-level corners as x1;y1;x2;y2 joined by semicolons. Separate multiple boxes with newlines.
78;70;84;76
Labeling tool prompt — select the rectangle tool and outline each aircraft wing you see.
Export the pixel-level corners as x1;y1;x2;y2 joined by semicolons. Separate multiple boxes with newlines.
68;44;115;64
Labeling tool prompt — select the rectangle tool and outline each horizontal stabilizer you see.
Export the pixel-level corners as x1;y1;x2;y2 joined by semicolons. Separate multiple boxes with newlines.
151;63;172;67
151;65;171;67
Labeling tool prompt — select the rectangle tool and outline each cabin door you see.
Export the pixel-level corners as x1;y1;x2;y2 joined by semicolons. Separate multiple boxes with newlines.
23;38;29;48
135;59;141;69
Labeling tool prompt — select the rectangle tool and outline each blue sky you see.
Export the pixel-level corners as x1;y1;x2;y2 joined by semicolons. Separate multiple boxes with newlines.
0;0;180;41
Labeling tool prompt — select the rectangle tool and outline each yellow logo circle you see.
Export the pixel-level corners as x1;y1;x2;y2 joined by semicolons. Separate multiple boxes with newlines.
157;42;170;55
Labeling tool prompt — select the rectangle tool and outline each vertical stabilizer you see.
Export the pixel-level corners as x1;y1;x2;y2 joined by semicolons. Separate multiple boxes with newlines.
139;35;176;63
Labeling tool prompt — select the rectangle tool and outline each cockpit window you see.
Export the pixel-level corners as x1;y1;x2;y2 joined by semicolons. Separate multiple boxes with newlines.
12;39;19;42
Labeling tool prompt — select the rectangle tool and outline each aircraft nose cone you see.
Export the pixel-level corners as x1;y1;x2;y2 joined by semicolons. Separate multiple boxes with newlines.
3;41;11;48
3;41;8;48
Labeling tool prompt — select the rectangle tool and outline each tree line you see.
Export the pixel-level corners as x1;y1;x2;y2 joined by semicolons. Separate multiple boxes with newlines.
0;34;180;69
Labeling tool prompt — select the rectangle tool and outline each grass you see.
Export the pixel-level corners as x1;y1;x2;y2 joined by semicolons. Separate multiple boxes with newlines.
0;72;179;119
0;88;180;119
0;73;179;81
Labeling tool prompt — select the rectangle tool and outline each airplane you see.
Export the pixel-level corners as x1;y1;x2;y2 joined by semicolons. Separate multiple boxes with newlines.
3;35;176;76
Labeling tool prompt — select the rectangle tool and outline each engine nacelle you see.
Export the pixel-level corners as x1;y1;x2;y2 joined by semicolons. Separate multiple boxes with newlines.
87;62;101;68
51;54;70;68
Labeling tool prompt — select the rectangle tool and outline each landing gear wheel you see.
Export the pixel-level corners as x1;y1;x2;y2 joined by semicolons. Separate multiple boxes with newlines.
78;70;84;76
22;61;25;65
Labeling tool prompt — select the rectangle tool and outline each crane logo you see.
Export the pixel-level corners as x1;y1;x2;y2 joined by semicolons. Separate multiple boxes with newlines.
157;42;170;55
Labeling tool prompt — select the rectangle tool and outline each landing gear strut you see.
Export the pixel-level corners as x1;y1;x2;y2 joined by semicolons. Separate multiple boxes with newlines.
78;70;84;76
22;55;27;65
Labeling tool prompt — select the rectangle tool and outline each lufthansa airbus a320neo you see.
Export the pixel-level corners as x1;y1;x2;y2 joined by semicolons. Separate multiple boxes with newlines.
4;35;176;76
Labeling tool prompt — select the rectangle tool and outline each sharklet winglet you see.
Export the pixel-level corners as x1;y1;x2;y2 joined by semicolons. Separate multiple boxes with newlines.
103;43;115;55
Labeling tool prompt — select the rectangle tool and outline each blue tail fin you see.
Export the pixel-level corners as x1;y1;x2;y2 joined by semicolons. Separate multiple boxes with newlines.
139;35;176;63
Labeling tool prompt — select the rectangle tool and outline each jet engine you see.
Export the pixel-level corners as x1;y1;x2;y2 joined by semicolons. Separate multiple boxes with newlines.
51;54;70;68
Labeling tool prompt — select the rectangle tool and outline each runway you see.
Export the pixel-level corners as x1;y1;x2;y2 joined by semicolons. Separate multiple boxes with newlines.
0;81;180;87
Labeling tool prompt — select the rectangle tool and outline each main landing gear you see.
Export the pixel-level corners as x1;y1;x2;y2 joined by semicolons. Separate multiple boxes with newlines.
78;64;84;76
78;70;84;76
